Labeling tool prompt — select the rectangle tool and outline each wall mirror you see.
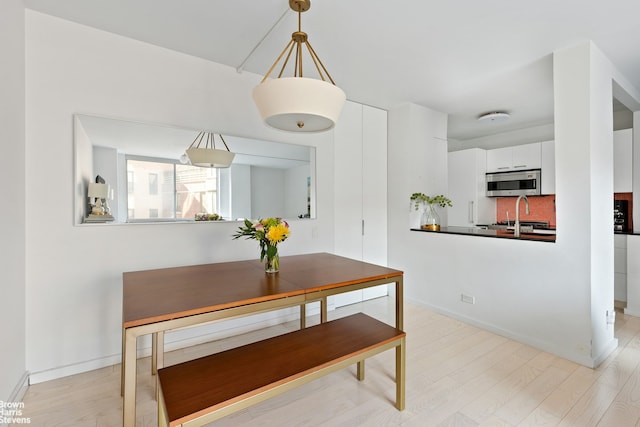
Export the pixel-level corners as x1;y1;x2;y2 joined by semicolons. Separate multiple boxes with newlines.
74;114;316;225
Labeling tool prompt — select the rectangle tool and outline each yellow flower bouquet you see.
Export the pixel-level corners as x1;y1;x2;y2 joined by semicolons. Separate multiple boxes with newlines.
233;218;290;273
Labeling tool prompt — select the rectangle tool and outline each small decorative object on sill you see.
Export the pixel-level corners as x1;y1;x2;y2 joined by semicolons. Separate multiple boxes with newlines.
409;193;452;231
84;214;114;223
195;213;223;221
232;218;291;273
86;175;115;223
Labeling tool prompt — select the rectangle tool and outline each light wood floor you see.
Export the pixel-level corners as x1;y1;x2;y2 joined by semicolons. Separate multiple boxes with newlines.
14;298;640;427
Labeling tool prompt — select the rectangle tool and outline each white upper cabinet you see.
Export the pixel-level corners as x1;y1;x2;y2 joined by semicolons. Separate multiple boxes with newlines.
614;129;633;193
486;146;512;172
486;142;542;173
512;143;542;170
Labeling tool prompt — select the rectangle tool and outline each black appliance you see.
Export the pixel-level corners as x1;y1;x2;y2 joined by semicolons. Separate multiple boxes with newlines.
614;200;628;232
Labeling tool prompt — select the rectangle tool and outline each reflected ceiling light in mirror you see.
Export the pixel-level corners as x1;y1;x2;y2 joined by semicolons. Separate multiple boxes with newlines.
252;0;346;133
185;132;235;168
477;111;511;123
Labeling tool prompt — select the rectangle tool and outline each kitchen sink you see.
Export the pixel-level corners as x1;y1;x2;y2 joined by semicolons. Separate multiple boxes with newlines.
489;222;555;235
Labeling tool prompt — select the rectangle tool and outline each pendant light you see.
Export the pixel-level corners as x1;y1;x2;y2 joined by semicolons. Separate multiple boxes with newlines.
185;132;235;168
253;0;346;133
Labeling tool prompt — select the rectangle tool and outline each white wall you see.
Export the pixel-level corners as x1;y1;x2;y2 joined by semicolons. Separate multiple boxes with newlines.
635;111;640;231
251;166;285;218
0;0;27;403
24;10;336;382
285;164;311;218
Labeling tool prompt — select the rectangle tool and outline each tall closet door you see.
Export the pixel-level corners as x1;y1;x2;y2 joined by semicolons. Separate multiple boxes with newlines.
333;102;389;307
333;101;365;306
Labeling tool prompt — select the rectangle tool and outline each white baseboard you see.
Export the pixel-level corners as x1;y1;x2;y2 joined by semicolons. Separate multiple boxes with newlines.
0;371;30;427
592;337;619;368
29;354;122;385
407;297;608;368
8;371;29;403
624;307;640;317
29;303;323;385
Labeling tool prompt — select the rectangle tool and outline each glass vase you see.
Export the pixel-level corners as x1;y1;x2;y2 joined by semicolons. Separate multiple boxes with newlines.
265;250;279;273
421;204;441;231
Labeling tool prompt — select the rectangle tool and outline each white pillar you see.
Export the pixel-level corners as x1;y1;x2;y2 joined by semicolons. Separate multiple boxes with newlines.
554;42;617;365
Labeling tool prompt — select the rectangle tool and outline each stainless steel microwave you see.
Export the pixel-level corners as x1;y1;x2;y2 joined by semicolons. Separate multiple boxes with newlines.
486;169;541;197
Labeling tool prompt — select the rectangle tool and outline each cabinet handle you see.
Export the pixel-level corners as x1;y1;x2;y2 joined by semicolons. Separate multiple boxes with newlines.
497;166;510;170
514;165;527;168
362;219;364;236
468;201;474;223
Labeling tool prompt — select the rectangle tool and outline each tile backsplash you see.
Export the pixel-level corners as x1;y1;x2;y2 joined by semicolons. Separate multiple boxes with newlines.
496;195;556;228
496;193;634;231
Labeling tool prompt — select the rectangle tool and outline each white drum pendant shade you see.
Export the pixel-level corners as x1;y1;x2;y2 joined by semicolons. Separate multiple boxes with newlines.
253;77;346;132
186;148;235;168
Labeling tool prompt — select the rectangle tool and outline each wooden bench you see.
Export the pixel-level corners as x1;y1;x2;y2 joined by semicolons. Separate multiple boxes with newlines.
157;313;406;426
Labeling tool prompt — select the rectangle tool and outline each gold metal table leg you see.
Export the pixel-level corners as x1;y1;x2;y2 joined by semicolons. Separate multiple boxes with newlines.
396;337;406;410
321;297;327;323
123;329;138;427
300;304;306;329
152;331;165;375
120;327;125;396
357;360;365;381
396;277;404;330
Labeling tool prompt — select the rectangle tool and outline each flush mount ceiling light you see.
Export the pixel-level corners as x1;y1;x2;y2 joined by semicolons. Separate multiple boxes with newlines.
253;0;346;133
184;132;235;168
477;111;511;123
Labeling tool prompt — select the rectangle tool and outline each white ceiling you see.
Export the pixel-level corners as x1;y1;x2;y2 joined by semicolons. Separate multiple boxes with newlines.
24;0;640;141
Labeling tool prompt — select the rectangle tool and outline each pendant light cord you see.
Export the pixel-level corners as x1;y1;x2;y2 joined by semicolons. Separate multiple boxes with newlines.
236;7;289;73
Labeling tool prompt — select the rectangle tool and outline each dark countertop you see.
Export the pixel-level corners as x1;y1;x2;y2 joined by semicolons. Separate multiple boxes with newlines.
411;226;556;242
616;231;640;236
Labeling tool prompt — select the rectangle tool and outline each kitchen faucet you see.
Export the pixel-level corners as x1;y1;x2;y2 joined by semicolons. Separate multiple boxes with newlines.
514;195;530;238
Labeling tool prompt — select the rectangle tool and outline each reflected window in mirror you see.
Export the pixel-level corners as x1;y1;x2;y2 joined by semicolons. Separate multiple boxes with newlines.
123;156;219;222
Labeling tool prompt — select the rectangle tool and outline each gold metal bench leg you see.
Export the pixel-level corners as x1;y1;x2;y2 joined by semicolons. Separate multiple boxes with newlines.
396;337;406;410
157;382;169;427
357;360;365;381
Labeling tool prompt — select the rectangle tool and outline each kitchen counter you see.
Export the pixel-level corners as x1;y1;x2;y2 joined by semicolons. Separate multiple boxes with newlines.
616;230;640;236
411;226;556;242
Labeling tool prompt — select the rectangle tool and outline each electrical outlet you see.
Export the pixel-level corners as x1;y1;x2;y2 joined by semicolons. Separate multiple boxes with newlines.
461;294;475;304
606;310;616;325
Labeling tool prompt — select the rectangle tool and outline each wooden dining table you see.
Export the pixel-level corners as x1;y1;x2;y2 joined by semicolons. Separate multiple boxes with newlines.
121;252;404;427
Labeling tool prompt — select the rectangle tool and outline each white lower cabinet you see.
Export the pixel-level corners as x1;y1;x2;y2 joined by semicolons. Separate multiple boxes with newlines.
333;101;388;307
625;236;640;316
448;148;495;226
615;234;627;302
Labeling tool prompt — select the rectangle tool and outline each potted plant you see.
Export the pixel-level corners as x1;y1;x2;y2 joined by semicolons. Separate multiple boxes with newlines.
410;193;452;231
